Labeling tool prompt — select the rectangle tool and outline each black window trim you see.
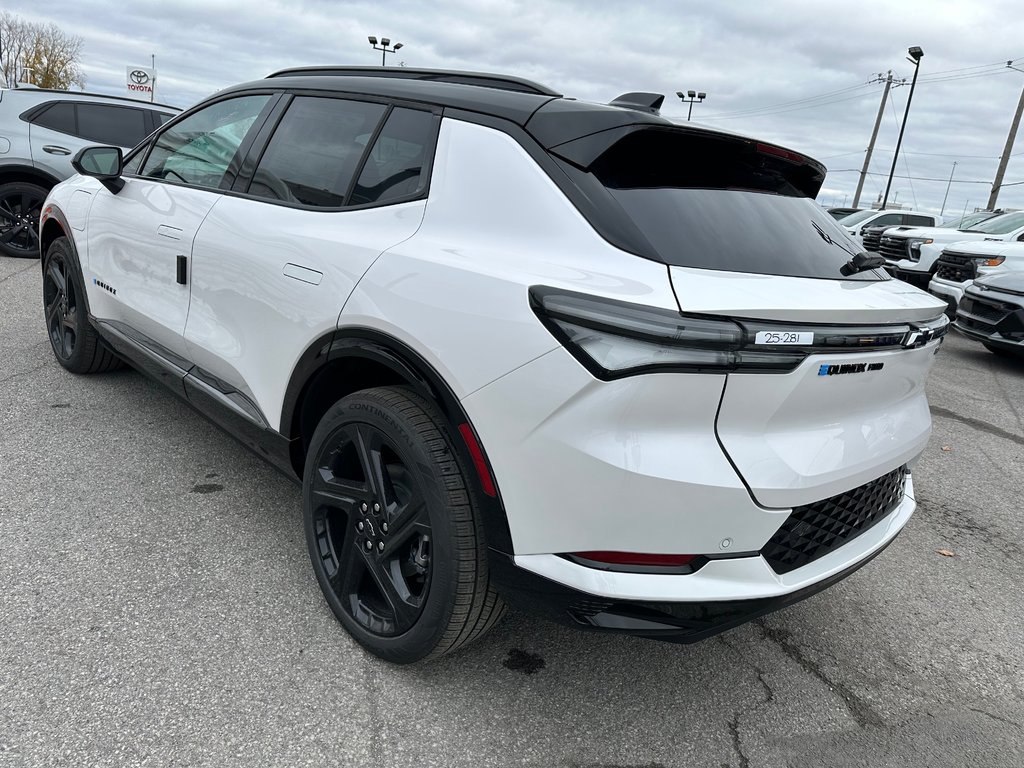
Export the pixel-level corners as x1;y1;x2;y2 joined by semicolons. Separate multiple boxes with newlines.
235;89;442;213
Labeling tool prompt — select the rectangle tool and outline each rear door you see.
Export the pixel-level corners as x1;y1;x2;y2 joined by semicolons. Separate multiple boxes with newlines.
183;97;436;429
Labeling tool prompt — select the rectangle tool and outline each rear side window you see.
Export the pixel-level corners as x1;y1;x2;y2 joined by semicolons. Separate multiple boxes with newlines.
31;102;76;135
77;104;149;147
905;214;934;226
350;108;434;206
555;128;879;281
247;97;386;207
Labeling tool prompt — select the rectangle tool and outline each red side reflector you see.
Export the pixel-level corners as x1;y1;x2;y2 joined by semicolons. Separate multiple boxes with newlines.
573;551;698;567
457;423;497;498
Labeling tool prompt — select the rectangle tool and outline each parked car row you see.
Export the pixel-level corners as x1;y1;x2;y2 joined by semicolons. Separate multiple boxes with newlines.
834;208;1024;359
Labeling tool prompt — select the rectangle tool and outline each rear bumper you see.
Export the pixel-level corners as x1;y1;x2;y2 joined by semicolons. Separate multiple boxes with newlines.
490;477;913;642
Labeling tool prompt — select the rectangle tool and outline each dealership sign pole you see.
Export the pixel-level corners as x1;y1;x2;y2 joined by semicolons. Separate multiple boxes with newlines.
127;66;156;102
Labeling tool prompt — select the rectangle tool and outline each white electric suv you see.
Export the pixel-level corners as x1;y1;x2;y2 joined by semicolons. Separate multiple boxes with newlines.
38;67;948;663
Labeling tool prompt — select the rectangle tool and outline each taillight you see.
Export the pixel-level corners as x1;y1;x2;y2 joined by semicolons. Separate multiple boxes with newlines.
529;286;926;380
529;287;805;378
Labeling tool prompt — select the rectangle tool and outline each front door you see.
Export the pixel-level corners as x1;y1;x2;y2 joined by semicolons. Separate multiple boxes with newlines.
84;94;274;367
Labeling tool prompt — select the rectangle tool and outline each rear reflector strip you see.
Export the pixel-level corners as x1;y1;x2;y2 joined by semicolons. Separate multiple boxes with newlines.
457;422;497;498
572;551;698;567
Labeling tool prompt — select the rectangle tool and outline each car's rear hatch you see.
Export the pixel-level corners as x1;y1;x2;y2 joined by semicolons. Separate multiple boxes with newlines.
544;117;948;508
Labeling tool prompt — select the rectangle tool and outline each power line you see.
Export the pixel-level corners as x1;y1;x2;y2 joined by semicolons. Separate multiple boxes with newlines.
828;169;992;184
690;56;1024;122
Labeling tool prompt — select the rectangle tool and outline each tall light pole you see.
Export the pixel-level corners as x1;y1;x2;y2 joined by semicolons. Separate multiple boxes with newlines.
986;61;1024;210
940;161;957;217
882;46;923;210
368;36;403;67
676;90;706;121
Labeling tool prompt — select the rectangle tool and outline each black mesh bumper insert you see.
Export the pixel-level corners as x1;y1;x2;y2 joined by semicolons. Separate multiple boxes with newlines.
761;468;907;575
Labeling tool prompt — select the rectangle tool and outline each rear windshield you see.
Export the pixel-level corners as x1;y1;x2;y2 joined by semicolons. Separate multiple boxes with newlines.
556;128;879;281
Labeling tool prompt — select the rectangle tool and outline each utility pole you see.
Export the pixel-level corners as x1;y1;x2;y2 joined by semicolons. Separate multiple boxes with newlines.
940;161;957;217
853;71;893;209
987;62;1024;210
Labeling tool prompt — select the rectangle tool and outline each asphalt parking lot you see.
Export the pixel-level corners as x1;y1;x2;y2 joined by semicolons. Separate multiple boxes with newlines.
1;253;1022;768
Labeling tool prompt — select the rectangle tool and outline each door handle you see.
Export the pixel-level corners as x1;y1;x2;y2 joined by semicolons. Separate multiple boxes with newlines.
42;145;72;155
157;224;183;240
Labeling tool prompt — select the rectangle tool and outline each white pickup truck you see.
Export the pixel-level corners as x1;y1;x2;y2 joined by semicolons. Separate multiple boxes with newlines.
928;240;1024;314
881;210;1024;289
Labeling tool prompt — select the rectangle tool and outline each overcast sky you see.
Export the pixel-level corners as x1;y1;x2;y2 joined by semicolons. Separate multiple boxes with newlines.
7;0;1024;216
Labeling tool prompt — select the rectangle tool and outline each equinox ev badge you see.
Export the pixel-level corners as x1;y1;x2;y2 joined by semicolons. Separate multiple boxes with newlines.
818;362;885;376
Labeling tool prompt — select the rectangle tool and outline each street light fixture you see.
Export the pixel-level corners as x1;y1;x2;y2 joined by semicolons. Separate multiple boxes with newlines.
676;90;707;121
882;46;923;209
368;35;403;67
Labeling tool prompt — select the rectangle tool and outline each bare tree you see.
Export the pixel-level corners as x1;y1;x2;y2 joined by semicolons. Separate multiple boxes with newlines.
1;12;85;89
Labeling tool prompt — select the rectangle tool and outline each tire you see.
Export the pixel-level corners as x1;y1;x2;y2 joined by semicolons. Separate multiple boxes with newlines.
303;386;505;663
0;181;48;258
42;236;123;374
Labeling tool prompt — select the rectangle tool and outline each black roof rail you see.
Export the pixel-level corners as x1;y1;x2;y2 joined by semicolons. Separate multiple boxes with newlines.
265;66;561;97
608;92;664;114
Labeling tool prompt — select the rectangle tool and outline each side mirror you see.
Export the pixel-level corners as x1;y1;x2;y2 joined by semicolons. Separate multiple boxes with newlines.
72;146;124;193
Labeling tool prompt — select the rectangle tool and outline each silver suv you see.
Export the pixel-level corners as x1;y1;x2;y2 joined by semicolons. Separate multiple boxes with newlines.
0;87;177;257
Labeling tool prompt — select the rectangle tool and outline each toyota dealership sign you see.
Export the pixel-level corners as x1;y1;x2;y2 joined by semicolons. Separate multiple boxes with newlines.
126;67;156;99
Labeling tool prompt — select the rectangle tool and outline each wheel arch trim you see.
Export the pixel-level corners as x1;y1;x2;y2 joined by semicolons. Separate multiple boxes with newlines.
282;326;515;553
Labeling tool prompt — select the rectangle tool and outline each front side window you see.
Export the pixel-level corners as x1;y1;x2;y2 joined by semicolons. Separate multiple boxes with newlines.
77;104;149;147
247;97;386;207
141;95;270;189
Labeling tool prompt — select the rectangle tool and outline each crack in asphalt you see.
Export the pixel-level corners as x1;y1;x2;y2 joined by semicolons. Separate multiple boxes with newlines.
718;637;776;768
915;494;1017;563
929;405;1024;448
0;261;36;285
727;715;750;768
968;707;1024;731
0;362;50;386
755;620;883;729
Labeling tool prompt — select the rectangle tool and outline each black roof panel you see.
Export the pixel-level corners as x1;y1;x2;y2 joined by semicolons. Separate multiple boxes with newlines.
221;73;557;125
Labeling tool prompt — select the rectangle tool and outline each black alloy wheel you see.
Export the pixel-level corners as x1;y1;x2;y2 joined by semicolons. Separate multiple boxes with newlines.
303;387;505;663
0;182;47;258
42;247;80;362
41;236;123;374
310;421;433;637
